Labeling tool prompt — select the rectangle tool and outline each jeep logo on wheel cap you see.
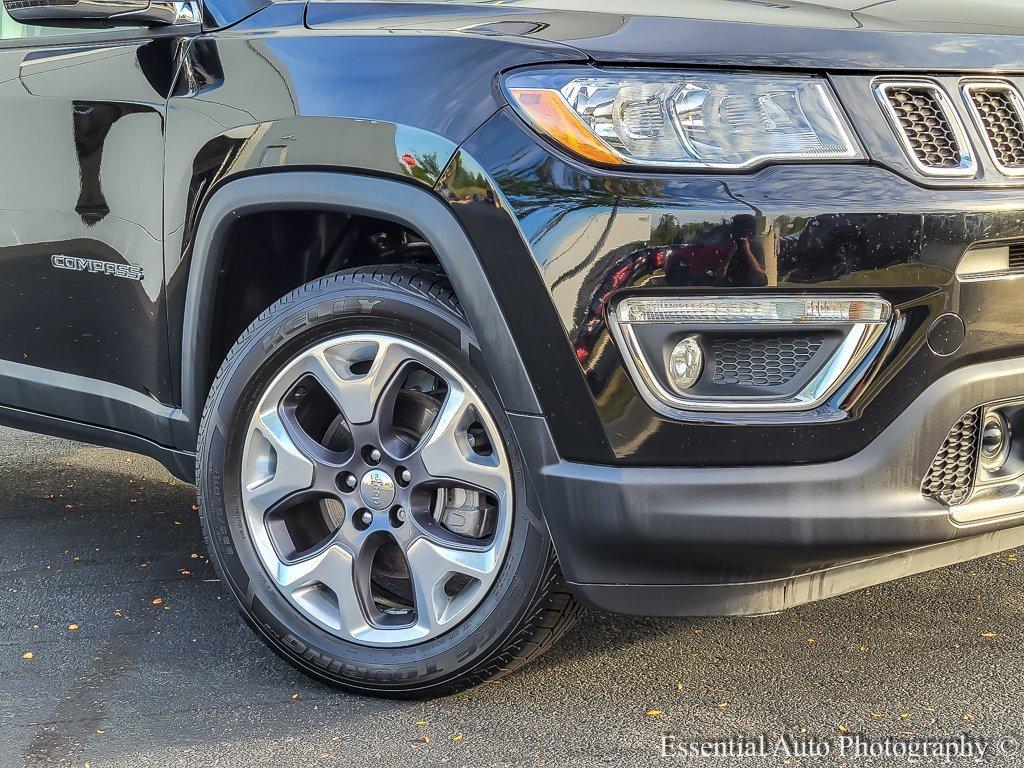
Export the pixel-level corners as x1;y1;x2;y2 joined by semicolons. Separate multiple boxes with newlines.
359;469;396;510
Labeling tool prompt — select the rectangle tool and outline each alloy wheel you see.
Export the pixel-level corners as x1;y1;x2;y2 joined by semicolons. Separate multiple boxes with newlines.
240;333;512;647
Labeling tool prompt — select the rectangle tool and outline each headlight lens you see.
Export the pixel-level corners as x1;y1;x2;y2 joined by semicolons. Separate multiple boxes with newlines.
506;68;863;170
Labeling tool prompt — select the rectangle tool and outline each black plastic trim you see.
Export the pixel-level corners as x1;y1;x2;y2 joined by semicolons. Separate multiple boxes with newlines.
0;402;194;482
0;358;187;447
510;353;1024;614
572;524;1024;617
180;171;542;446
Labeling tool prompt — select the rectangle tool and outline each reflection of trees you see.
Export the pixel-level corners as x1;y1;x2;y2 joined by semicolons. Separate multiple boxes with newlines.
443;154;489;196
407;151;444;186
651;213;718;246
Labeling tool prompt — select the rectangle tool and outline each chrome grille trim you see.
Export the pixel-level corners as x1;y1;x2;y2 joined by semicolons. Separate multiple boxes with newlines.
962;80;1024;177
874;79;977;178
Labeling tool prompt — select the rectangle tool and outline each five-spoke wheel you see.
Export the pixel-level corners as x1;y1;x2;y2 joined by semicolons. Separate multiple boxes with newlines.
240;333;512;646
198;267;579;695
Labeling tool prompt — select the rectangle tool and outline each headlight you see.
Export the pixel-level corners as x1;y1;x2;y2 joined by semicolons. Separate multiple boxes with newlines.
505;68;863;170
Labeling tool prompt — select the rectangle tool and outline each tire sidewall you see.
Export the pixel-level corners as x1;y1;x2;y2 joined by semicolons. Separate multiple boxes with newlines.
198;273;551;694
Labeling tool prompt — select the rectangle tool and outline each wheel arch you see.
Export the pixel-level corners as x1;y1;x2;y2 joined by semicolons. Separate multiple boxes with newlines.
179;171;541;447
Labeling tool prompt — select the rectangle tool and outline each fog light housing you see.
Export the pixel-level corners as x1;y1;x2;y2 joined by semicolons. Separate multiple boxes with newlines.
668;337;704;392
980;410;1012;473
608;294;892;419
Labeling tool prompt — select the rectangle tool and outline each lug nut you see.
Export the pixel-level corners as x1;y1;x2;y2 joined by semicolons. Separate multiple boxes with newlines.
400;468;412;484
395;507;407;522
360;510;373;526
369;448;382;463
343;473;358;489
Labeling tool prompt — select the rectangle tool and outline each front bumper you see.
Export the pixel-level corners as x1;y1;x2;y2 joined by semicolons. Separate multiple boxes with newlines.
512;354;1024;615
439;108;1024;615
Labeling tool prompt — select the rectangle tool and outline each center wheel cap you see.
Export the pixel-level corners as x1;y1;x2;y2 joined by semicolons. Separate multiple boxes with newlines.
359;468;396;510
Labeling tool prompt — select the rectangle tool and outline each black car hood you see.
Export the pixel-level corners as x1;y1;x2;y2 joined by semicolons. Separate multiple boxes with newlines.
305;0;1024;71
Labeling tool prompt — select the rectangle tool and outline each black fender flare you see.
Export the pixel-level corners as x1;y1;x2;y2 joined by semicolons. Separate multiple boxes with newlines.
179;170;542;445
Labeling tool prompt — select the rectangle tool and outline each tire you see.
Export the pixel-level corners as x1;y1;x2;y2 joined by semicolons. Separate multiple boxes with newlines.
196;266;582;697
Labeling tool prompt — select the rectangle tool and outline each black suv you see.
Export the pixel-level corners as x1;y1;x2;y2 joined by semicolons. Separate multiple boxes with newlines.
3;0;1024;697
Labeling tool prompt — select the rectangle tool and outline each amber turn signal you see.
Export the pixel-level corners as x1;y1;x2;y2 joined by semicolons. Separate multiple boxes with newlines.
507;88;623;166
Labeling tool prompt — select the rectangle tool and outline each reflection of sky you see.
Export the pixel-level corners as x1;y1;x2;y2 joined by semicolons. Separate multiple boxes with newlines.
521;205;598;260
409;0;1024;35
401;0;862;29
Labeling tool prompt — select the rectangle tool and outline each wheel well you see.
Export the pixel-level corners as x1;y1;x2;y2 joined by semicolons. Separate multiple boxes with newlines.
206;208;444;395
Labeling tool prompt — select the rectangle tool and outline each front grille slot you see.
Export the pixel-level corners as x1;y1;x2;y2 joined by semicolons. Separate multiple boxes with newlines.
711;336;823;388
887;87;962;168
921;409;982;507
964;82;1024;173
877;81;975;177
1010;242;1024;270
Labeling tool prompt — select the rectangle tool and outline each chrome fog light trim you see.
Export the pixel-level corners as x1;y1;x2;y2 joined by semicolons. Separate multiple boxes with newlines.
608;295;892;417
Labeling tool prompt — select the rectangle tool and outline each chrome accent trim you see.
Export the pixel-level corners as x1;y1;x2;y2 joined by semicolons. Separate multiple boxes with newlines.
960;79;1024;178
950;494;1024;524
3;0;198;25
874;79;978;178
956;244;1010;279
115;0;198;24
607;295;892;417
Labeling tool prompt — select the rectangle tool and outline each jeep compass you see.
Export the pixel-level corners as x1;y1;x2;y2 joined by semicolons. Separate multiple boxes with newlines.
2;0;1024;697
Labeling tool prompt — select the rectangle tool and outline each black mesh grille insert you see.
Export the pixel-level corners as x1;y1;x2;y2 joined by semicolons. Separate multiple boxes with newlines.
712;336;823;388
968;86;1024;169
921;409;982;507
885;86;963;169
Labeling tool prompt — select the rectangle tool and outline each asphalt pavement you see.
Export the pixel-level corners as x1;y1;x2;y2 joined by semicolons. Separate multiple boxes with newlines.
2;426;1023;767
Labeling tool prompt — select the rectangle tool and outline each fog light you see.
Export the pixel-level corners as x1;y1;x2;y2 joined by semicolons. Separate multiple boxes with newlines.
980;410;1012;473
608;294;892;417
669;337;703;392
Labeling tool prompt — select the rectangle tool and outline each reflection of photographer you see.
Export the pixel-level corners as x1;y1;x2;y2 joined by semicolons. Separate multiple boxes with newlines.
715;214;769;287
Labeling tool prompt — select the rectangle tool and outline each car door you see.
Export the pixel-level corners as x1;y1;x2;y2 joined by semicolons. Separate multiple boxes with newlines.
0;9;187;443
